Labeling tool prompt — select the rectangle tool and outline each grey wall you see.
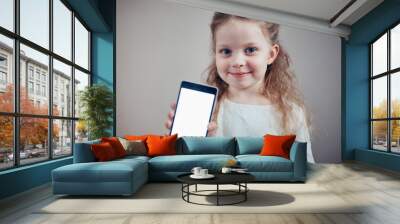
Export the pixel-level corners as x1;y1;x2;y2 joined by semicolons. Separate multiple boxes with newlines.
116;0;341;163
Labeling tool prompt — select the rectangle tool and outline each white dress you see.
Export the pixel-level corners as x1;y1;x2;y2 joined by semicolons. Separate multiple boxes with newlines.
215;99;315;163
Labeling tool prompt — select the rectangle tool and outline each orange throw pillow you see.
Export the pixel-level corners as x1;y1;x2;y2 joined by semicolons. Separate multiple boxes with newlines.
124;135;149;141
101;137;127;158
146;134;178;157
91;142;117;161
259;134;296;159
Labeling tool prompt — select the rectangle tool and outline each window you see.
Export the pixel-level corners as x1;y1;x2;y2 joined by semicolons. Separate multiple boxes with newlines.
371;23;400;154
28;81;34;94
36;84;40;95
35;70;40;81
74;69;89;118
0;0;14;32
20;0;49;49
53;119;72;158
53;59;71;117
0;34;13;113
0;116;13;170
75;18;89;70
0;54;7;86
42;85;46;97
0;55;7;67
0;0;91;170
0;71;6;85
28;67;34;80
53;0;72;60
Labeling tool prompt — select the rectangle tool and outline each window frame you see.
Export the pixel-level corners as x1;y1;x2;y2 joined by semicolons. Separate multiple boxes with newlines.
0;0;92;171
370;20;400;154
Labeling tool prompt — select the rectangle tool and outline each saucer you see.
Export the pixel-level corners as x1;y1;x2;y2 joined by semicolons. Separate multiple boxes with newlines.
190;174;215;179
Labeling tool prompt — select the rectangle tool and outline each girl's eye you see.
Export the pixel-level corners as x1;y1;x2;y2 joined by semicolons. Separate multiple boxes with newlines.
244;47;257;55
219;48;231;56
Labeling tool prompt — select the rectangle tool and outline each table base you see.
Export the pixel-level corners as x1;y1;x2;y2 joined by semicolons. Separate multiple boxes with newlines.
181;183;249;206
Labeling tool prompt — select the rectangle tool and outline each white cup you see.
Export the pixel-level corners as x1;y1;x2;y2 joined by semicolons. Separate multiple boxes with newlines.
191;167;202;176
221;167;231;174
200;169;208;176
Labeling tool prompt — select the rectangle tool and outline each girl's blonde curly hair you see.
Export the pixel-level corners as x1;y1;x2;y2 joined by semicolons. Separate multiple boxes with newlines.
206;12;311;133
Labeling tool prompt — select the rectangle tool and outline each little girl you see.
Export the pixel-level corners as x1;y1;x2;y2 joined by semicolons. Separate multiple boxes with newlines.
166;12;314;162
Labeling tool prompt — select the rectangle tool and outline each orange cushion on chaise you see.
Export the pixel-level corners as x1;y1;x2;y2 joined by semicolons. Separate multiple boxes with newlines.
91;142;118;161
259;134;296;159
124;134;159;141
146;134;178;157
101;137;127;158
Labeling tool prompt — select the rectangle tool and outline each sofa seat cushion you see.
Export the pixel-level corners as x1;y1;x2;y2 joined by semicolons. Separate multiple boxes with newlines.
236;155;293;172
149;154;235;172
52;159;147;183
116;155;150;163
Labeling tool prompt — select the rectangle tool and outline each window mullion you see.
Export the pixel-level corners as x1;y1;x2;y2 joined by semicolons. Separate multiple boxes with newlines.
13;0;20;167
71;10;76;154
370;45;373;149
49;0;54;160
388;30;391;152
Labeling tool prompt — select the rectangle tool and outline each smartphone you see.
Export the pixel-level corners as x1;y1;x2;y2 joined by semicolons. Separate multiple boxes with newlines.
170;81;218;137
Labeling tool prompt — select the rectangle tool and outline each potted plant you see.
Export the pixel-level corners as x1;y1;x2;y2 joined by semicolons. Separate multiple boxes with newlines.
79;84;113;140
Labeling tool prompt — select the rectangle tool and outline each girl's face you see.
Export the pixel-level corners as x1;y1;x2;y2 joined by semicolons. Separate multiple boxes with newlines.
215;19;279;93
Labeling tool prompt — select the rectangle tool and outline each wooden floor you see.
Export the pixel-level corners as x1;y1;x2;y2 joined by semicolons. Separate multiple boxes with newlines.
1;162;400;224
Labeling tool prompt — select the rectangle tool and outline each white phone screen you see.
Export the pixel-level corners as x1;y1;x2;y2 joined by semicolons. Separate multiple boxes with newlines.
171;87;216;137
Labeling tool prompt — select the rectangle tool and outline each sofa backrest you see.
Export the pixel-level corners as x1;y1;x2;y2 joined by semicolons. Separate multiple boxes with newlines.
177;137;236;155
235;137;263;155
73;139;100;163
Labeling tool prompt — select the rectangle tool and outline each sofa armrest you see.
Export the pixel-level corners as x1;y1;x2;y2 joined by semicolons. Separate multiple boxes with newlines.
289;141;307;181
73;140;100;163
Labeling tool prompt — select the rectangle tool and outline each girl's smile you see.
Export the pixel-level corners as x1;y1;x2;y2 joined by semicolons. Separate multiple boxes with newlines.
228;71;252;77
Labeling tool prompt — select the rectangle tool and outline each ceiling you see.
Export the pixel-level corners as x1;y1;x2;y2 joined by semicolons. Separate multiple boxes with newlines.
223;0;383;26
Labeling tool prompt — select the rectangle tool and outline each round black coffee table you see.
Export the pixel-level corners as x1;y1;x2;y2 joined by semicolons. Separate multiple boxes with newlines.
177;173;255;206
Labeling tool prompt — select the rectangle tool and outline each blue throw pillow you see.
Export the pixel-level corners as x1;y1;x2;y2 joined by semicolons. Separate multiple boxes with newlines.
235;137;263;155
178;137;235;155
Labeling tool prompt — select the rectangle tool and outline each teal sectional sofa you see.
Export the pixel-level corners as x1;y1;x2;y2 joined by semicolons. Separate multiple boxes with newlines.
52;137;307;196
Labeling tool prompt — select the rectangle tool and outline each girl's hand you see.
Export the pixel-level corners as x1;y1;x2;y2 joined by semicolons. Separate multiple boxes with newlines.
164;102;177;130
206;121;218;137
164;102;218;136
